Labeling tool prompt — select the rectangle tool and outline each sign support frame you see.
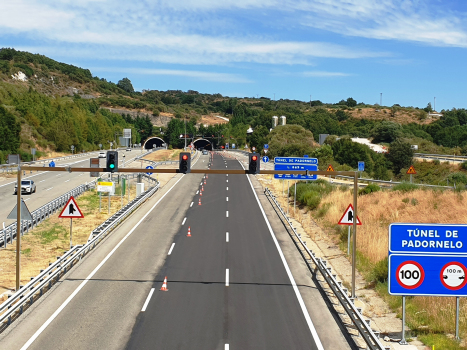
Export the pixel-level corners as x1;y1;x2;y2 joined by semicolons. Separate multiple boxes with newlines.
16;164;21;291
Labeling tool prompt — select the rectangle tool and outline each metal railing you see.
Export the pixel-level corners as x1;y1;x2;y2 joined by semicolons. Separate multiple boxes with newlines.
0;180;100;248
0;174;159;332
0;151;102;172
264;188;389;350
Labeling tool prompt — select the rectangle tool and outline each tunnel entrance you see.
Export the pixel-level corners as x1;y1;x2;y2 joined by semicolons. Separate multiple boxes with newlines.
193;138;212;150
143;137;165;149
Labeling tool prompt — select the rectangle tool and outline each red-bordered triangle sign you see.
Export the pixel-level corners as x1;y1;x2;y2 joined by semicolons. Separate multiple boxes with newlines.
338;204;362;225
327;164;335;172
406;165;417;174
59;196;84;218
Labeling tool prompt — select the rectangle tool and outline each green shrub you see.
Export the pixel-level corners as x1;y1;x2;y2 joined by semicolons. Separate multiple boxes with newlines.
392;182;419;192
371;257;388;283
359;183;381;195
301;191;321;210
411;198;419;206
448;172;467;185
402;197;410;204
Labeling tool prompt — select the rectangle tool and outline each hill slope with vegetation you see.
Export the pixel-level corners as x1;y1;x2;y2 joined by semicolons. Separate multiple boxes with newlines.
2;47;467;184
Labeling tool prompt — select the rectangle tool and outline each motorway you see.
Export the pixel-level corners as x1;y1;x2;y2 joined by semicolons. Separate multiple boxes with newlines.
0;152;353;349
0;149;143;227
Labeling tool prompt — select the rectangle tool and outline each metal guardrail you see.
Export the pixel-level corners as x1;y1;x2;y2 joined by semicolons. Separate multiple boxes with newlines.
0;151;103;172
0;180;101;248
264;188;389;350
0;174;159;331
333;175;455;190
414;153;467;159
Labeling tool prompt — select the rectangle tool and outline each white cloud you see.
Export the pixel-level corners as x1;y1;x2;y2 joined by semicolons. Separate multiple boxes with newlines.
0;0;389;66
302;71;351;77
91;67;253;83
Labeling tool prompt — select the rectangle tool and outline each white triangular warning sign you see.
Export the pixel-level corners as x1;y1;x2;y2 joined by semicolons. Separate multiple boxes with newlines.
338;204;362;225
59;196;84;218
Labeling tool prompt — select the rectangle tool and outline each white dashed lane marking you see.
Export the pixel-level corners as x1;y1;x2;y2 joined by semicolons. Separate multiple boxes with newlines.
190;202;193;207
226;197;228;201
225;269;229;286
226;232;229;242
168;243;175;255
226;211;229;217
182;217;186;225
226;187;228;191
141;288;155;312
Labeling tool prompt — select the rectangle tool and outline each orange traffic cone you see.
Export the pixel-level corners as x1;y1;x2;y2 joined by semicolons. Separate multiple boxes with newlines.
206;175;208;179
204;180;206;184
187;226;192;237
200;190;202;196
202;186;204;191
199;198;202;205
160;276;168;291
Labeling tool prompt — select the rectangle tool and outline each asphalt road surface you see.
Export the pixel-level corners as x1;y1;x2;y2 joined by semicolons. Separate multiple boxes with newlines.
0;152;352;349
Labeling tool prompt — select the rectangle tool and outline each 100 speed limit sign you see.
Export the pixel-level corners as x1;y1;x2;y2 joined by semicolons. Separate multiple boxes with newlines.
396;261;425;289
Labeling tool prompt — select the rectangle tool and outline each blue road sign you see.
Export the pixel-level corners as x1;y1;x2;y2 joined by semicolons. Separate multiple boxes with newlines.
389;223;467;296
389;254;467;296
48;161;55;167
273;157;318;180
232;144;235;149
389;223;467;255
145;165;154;175
264;144;269;149
262;156;269;163
303;154;309;158
358;161;365;172
225;143;229;149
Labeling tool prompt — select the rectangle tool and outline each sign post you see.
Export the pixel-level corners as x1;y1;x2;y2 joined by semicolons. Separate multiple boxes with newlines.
58;196;84;249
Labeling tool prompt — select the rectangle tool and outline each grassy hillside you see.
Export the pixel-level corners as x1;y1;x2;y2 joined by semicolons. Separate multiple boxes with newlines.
2;48;467;177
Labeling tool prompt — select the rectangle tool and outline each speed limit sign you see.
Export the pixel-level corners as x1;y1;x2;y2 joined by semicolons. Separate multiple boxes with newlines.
396;261;425;289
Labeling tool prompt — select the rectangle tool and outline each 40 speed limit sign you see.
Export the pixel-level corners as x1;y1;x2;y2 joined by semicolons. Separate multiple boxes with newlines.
395;261;424;289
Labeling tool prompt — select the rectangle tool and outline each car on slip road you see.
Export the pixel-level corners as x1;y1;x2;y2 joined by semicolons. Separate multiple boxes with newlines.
98;151;106;158
14;180;36;195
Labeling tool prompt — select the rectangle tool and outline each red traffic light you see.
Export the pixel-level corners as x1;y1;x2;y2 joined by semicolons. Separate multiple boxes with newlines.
182;154;188;160
252;155;257;161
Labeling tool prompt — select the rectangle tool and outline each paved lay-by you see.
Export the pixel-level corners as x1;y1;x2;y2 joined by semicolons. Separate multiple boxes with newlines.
0;151;353;349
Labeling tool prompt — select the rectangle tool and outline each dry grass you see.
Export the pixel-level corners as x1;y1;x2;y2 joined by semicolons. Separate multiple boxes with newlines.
0;184;139;300
143;149;182;162
317;188;467;263
261;175;467;343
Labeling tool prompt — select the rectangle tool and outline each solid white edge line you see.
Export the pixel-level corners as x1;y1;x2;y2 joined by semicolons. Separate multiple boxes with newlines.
190;202;193;207
141;288;156;312
226;269;229;286
226;232;229;242
182;217;186;225
168;242;175;255
20;174;186;350
242;163;325;350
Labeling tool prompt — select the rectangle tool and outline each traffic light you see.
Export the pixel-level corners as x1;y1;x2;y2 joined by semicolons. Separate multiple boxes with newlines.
248;153;260;174
106;151;118;173
179;152;191;173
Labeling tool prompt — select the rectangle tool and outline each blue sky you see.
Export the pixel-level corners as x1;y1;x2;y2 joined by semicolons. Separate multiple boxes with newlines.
1;0;467;111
